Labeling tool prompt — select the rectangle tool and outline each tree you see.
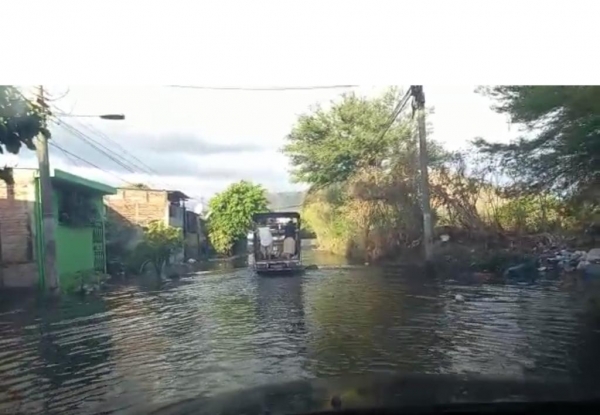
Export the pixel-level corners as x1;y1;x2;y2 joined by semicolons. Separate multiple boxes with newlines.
141;220;183;277
282;88;413;187
475;86;600;203
207;181;269;254
0;86;50;183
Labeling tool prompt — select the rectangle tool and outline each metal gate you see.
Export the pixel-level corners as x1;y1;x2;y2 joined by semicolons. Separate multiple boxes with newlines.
92;220;106;273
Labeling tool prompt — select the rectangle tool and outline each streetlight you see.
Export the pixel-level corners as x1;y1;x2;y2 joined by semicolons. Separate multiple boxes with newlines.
57;113;126;120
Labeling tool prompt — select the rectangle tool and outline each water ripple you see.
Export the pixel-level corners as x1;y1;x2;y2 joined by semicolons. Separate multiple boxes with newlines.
1;262;599;414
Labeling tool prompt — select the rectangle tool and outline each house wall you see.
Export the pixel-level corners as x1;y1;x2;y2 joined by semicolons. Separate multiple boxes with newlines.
105;189;169;226
54;191;105;287
0;170;39;288
104;189;187;263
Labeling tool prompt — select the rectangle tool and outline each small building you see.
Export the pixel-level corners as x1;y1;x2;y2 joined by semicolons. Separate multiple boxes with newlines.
0;168;116;289
104;187;205;262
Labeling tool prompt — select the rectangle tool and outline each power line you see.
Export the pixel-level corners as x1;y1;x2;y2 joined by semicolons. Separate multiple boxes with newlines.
74;120;161;176
50;104;177;190
377;88;412;143
49;141;133;186
51;118;139;175
166;84;359;91
54;115;155;175
52;138;82;167
51;117;184;192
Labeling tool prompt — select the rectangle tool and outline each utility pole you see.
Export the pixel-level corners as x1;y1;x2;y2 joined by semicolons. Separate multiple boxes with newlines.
35;86;59;292
411;85;433;262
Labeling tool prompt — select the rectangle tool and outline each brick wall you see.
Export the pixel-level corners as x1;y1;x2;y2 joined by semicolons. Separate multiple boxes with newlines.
0;170;39;288
104;188;168;226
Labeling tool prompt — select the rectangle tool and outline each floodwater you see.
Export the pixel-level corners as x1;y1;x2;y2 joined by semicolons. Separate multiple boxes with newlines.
1;248;600;414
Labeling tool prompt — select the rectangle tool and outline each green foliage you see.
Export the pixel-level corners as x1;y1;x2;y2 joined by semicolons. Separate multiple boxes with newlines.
293;86;598;263
138;220;183;276
207;181;269;254
0;86;50;183
290;88;448;261
283;88;413;187
494;194;564;233
475;86;600;203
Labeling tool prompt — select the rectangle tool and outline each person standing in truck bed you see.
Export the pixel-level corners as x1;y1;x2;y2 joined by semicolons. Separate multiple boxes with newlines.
283;220;297;258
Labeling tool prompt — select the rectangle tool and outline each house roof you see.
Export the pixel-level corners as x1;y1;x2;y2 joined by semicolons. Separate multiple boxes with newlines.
52;169;116;195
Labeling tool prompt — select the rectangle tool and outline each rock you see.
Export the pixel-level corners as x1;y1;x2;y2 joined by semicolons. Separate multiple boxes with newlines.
455;294;465;302
587;248;600;264
503;263;536;280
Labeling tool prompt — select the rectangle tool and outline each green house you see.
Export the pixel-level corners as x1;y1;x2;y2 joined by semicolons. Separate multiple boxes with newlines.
0;168;116;290
46;170;116;289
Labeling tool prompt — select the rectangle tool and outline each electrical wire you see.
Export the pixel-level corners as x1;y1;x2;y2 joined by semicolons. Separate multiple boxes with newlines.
51;138;82;167
74;120;161;176
54;114;154;175
376;88;412;143
49;141;134;186
51;118;139;175
51;104;177;190
166;85;359;91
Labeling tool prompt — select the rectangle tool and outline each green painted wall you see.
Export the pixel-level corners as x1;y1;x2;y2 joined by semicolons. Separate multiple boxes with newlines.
32;170;115;291
55;226;94;277
52;189;103;289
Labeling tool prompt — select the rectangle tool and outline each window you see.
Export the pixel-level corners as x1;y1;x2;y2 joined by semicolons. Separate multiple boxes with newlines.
58;188;99;227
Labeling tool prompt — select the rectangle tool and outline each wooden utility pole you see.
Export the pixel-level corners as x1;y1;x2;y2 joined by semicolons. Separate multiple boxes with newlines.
35;86;59;292
411;85;433;262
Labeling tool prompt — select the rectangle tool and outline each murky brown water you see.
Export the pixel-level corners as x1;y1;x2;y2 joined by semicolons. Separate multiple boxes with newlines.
1;249;600;414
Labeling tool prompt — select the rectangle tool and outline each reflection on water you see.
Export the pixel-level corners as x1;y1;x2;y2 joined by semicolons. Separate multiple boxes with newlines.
1;249;600;414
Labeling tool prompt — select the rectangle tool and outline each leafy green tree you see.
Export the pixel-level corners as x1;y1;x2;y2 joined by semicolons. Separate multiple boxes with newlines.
0;86;50;183
207;181;269;254
283;88;413;187
475;86;600;202
141;220;183;277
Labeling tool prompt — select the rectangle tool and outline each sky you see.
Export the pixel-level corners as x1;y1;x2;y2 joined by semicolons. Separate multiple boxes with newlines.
4;85;518;210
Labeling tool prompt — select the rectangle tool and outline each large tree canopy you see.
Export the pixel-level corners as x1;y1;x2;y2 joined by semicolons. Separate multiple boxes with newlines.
475;86;600;202
0;86;50;183
282;88;413;187
207;180;269;254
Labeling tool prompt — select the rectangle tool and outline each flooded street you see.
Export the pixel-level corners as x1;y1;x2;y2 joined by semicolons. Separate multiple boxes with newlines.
1;249;600;414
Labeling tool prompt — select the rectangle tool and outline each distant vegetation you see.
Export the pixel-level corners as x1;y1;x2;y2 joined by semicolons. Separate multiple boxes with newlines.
207;181;269;255
283;86;600;262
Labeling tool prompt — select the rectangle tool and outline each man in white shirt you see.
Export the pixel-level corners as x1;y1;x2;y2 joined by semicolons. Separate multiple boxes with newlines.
258;226;274;259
